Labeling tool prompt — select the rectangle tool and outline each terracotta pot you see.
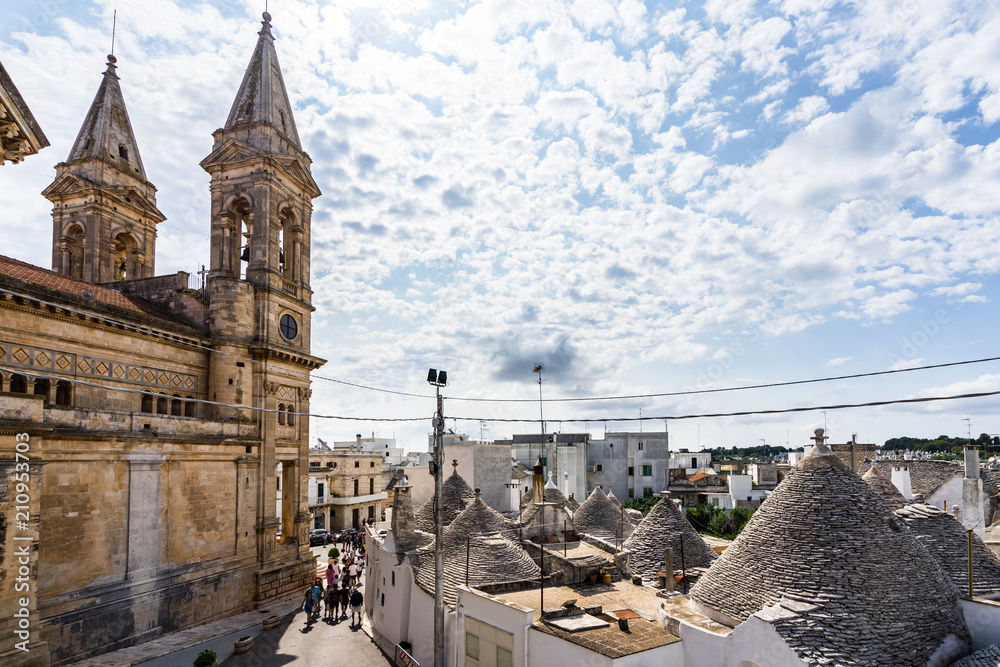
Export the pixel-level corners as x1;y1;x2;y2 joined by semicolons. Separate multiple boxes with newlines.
234;637;254;654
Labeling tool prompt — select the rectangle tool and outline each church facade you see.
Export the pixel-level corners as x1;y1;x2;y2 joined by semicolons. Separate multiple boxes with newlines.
0;13;324;665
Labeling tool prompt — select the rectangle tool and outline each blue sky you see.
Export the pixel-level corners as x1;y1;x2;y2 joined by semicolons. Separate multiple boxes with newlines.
3;0;1000;453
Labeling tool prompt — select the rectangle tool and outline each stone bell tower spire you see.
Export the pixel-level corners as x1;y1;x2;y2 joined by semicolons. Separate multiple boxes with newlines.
200;11;325;604
43;54;165;284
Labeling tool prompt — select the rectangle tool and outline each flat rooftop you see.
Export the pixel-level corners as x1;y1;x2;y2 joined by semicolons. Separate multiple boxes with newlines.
492;580;680;658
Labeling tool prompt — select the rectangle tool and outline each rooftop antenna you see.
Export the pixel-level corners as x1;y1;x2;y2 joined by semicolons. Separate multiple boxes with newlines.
111;9;117;56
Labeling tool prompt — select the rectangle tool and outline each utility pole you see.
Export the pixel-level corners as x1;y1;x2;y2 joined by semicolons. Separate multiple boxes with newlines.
427;369;448;667
533;364;545;469
533;364;545;433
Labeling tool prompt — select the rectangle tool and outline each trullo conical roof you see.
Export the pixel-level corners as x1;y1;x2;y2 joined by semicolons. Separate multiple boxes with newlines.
689;430;969;666
574;486;635;539
446;490;517;543
862;465;908;511
896;503;1000;598
622;495;715;582
413;461;475;533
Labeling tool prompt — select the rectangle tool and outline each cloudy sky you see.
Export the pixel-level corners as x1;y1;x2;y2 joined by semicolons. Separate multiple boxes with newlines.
3;0;1000;453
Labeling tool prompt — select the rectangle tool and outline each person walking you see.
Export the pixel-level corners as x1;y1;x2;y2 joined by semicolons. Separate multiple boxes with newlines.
349;586;364;627
339;583;350;620
330;582;342;621
324;583;336;621
310;579;323;623
302;586;314;624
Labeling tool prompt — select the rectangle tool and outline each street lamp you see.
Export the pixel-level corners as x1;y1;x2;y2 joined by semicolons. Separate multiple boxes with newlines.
427;368;447;667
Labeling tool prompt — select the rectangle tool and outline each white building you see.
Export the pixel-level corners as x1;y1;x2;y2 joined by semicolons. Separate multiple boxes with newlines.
334;434;406;465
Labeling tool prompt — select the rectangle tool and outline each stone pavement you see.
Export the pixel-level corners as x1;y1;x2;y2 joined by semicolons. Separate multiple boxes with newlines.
73;598;302;667
71;544;388;667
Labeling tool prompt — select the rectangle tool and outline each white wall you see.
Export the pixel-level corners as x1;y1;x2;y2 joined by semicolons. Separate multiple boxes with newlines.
672;612;804;667
529;626;612;667
724;617;806;667
456;588;533;667
406;464;435;507
961;598;1000;651
928;477;965;518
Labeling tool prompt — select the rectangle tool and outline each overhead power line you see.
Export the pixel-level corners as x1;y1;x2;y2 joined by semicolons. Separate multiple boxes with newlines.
5;365;998;426
447;356;1000;403
0;286;433;399
1;367;428;422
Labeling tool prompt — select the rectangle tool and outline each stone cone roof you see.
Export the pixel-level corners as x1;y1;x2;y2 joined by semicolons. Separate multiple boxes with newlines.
446;493;517;543
896;503;1000;598
607;488;624;509
519;487;567;508
689;436;970;666
574;486;635;540
952;644;1000;667
413;533;539;607
413;465;475;533
861;465;908;510
622;496;716;582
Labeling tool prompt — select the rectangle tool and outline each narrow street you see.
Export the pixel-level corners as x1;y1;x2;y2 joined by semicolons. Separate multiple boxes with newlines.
221;543;392;667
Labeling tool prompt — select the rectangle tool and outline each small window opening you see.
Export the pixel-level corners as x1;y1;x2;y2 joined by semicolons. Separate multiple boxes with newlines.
118;144;128;160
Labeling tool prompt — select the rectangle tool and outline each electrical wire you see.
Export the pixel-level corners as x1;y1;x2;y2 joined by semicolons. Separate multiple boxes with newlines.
446;356;1000;402
0;367;428;422
0;286;434;399
5;365;999;425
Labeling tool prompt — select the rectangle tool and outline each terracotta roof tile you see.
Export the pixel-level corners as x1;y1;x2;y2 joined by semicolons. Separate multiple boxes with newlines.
0;254;193;331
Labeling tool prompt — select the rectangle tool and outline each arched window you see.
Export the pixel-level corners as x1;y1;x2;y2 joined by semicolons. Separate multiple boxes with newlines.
156;393;168;414
278;208;295;277
113;233;137;281
277;403;286;425
118;144;128;160
56;380;72;406
34;378;51;402
141;393;154;413
185;397;196;417
9;374;27;393
286;404;295;427
66;223;86;279
235;200;252;280
171;394;182;416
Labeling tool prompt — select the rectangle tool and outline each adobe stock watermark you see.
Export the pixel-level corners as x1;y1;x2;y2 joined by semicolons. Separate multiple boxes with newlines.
885;309;950;369
11;432;34;653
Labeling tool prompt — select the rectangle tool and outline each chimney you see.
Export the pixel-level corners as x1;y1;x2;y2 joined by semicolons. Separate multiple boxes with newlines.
891;466;914;501
965;444;981;480
391;484;416;551
532;457;545;504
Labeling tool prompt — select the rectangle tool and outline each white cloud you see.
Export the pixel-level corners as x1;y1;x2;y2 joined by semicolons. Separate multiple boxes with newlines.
3;0;1000;448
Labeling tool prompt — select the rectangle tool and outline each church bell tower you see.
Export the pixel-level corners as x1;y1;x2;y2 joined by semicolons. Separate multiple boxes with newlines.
43;54;165;284
201;11;325;594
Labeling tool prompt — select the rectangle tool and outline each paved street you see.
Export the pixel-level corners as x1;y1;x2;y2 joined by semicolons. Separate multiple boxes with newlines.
220;542;390;667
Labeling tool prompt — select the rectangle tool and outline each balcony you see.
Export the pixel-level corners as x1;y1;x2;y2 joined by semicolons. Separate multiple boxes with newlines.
326;492;387;506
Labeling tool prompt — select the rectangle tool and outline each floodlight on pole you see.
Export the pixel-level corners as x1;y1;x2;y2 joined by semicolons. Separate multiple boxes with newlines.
427;367;447;667
533;364;545;434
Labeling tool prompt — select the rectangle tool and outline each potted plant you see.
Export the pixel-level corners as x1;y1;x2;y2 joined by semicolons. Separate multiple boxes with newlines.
234;635;253;654
328;546;340;562
193;649;217;667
